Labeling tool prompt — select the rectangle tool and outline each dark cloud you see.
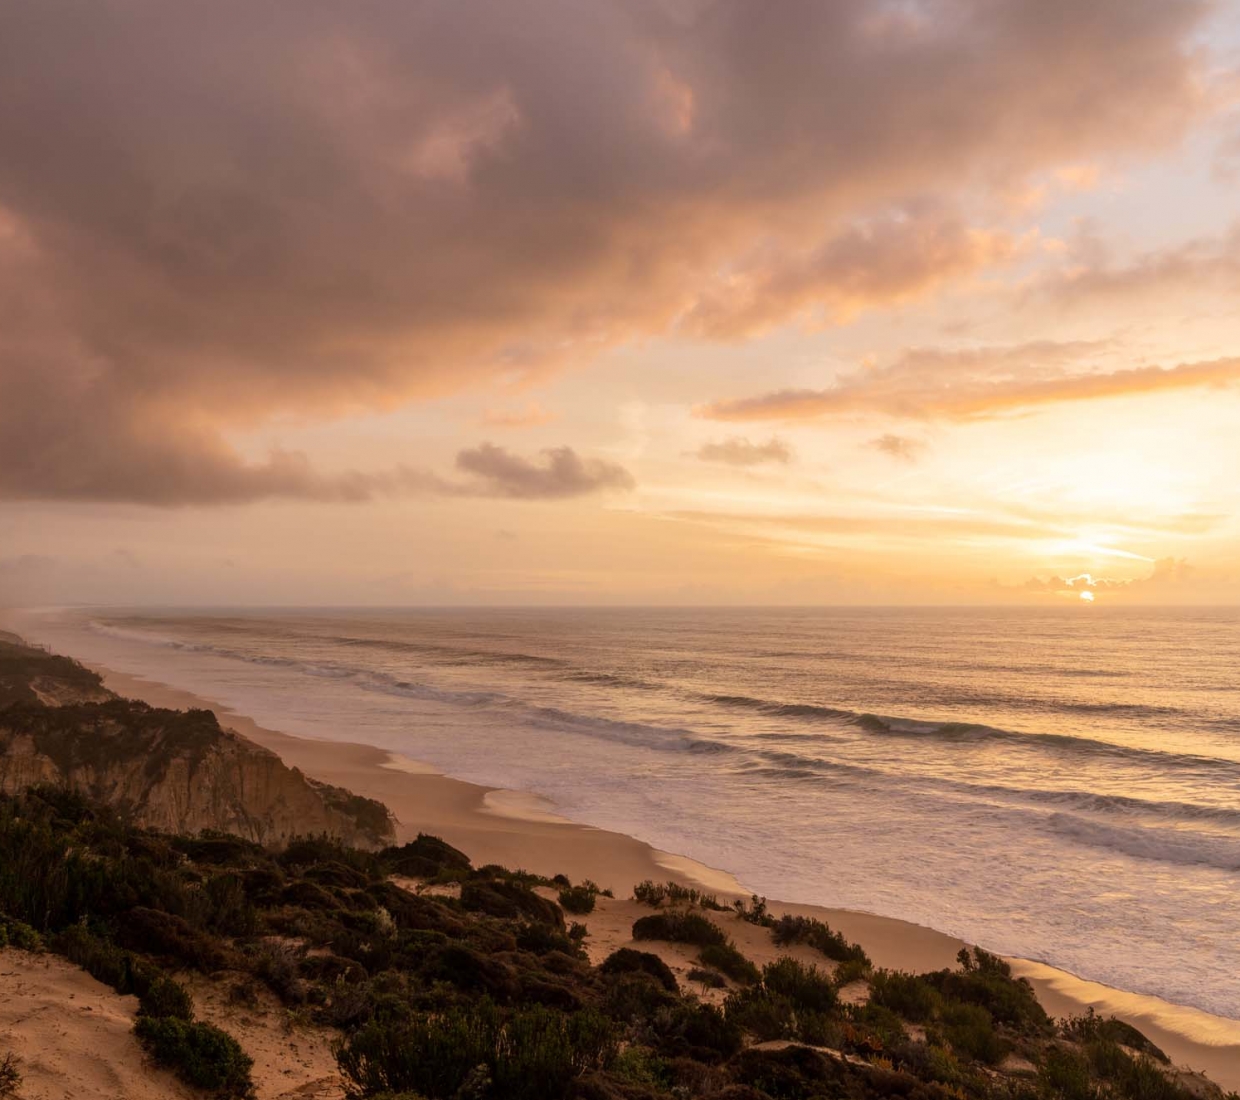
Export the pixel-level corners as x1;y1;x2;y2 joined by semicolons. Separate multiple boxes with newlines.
694;436;793;466
698;343;1240;422
454;444;635;499
868;434;926;461
0;0;1214;502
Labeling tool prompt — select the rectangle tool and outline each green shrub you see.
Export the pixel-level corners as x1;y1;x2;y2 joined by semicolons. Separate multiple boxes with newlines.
53;924;142;993
0;917;43;952
770;914;869;967
0;1052;20;1098
380;833;471;879
761;957;837;1014
255;941;308;1005
723;959;838;1045
134;1015;254;1097
868;970;940;1022
733;895;774;927
598;948;678;992
139;975;195;1021
335;1001;614;1100
697;942;759;985
924;950;1049;1034
631;880;723;910
724;985;796;1041
632;913;725;948
687;967;726;989
557;885;596;915
665;1003;743;1060
1064;1009;1169;1064
460;879;564;927
609;1045;670;1090
1040;1046;1098;1100
116;907;228;972
941;1001;1007;1065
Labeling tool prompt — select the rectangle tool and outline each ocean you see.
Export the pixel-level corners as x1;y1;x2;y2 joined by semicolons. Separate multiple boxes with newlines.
14;605;1240;1020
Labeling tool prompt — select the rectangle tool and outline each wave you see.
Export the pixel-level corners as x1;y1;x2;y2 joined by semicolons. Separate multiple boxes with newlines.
519;703;740;757
1048;813;1240;872
852;713;1240;778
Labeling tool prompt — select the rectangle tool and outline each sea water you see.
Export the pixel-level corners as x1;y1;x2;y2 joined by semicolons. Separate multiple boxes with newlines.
14;605;1240;1020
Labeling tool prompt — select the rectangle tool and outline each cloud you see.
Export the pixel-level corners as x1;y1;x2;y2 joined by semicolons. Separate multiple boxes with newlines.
679;205;1021;339
698;343;1240;422
0;413;632;504
693;436;793;466
1023;558;1195;597
1038;221;1240;306
454;444;634;499
0;0;1215;502
868;434;926;461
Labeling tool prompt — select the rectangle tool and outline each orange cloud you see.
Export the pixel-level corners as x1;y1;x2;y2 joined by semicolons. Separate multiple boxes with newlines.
698;346;1240;422
679;206;1021;340
0;0;1215;502
693;437;793;466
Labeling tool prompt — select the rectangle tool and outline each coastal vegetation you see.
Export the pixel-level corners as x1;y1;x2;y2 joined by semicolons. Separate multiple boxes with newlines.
0;783;1231;1100
0;643;1233;1100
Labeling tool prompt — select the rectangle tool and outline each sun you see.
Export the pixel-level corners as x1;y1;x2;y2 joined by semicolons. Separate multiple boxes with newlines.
1079;590;1095;603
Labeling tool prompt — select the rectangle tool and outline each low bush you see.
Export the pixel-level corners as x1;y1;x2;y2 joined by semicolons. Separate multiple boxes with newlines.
139;975;194;1021
134;1015;254;1097
1063;1009;1169;1064
761;957;837;1014
723;958;840;1045
379;833;472;879
0;916;43;952
697;942;759;985
770;914;870;967
724;985;796;1041
599;948;678;992
255;940;308;1005
732;895;774;927
631;913;726;948
116;907;228;973
335;1001;615;1100
660;1003;743;1061
0;1052;20;1098
923;948;1049;1034
1039;1046;1098;1100
461;879;564;928
687;967;727;989
869;970;940;1022
558;885;597;915
631;881;724;910
941;1001;1007;1065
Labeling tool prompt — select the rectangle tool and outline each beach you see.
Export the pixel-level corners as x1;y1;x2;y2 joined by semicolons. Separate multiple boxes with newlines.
89;661;1240;1090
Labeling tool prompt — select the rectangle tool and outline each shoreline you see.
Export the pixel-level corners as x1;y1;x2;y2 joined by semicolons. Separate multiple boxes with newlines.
85;661;1240;1089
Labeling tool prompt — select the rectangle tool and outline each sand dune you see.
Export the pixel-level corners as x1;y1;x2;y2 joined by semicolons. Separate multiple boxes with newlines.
0;950;194;1100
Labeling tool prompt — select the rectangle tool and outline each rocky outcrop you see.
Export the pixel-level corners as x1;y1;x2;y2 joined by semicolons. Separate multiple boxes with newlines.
0;639;394;848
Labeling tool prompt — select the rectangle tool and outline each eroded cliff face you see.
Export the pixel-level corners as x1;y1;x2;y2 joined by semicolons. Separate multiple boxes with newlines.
0;639;394;848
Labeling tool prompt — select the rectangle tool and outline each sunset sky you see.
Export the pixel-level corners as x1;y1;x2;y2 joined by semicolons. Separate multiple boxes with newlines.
3;0;1240;605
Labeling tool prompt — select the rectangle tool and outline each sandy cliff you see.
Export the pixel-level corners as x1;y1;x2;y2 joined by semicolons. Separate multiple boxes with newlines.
0;638;394;848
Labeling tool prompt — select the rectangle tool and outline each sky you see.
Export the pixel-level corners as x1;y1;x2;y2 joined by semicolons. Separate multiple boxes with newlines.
3;0;1240;606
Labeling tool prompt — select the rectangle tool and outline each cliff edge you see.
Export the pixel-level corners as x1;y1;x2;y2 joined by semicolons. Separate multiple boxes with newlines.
0;637;394;848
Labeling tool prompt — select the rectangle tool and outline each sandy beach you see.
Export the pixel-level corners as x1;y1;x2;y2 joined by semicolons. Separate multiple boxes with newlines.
84;662;1240;1090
